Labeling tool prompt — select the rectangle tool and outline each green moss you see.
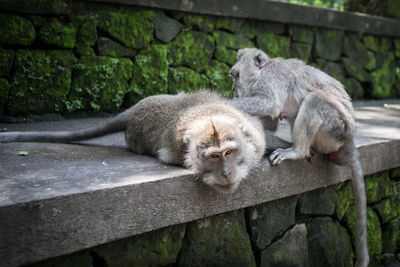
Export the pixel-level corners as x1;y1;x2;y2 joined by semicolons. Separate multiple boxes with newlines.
38;18;76;48
0;0;71;15
204;60;232;96
366;171;393;203
168;66;209;94
75;47;95;57
365;51;376;71
98;8;154;49
213;31;254;50
128;45;168;103
322;62;345;83
334;181;355;220
256;32;290;58
93;224;185;267
0;48;14;77
0;13;35;46
370;52;396;98
342;57;371;83
182;14;215;33
363;35;379;51
69;56;132;112
394;39;400;56
290;25;314;44
0;78;10;115
96;37;137;58
290;42;312;63
379;37;392;52
8;49;76;115
215;45;237;66
344;78;364;100
178;210;255;266
76;20;98;48
344;207;383;257
168;31;214;72
382;220;400;253
374;198;400;224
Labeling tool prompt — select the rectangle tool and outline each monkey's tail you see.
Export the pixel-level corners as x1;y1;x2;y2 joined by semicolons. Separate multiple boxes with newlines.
0;108;132;143
344;140;369;267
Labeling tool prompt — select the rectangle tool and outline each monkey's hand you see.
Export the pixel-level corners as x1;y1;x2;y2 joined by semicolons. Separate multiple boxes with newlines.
269;147;305;165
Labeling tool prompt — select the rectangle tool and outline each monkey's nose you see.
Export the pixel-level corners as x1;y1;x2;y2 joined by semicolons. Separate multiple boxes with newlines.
222;171;233;182
229;69;239;79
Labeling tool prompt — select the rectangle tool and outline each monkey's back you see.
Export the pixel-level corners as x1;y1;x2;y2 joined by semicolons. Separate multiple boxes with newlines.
125;90;222;159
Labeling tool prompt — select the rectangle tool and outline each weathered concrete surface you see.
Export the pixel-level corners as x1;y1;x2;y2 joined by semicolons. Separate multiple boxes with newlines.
0;100;400;266
90;0;400;37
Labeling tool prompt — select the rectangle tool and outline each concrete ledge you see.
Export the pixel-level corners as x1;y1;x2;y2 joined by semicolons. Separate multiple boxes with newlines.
1;100;400;266
90;0;400;37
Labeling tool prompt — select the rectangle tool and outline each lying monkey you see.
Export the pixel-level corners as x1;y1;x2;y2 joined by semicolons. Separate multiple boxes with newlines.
229;48;369;267
0;91;268;193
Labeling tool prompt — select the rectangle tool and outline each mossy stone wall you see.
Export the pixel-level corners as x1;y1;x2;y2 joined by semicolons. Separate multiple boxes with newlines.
26;167;400;267
0;0;400;118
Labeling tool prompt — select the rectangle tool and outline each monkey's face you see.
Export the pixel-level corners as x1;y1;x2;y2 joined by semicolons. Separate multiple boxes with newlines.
183;116;255;193
229;48;269;97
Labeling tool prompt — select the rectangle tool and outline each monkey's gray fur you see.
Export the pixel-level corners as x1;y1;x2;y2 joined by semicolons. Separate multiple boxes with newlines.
229;48;369;267
0;91;268;193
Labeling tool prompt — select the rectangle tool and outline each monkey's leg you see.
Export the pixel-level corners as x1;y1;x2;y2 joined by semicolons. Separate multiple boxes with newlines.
269;95;322;165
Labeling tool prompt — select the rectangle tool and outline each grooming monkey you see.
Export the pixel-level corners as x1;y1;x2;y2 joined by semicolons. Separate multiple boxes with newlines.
0;91;267;193
229;48;368;267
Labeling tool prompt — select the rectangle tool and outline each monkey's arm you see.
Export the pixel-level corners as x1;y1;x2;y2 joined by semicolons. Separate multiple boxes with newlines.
230;97;280;118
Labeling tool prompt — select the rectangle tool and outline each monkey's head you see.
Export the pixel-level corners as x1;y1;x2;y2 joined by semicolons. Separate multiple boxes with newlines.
229;48;269;97
182;114;261;193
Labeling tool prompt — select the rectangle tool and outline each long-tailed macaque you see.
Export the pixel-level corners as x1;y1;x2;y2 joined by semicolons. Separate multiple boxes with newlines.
229;48;369;267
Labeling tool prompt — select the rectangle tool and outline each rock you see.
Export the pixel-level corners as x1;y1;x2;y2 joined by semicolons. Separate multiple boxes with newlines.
342;57;371;82
177;210;255;267
0;0;70;15
96;37;137;58
9;50;76;115
256;32;290;58
390;167;400;179
242;21;286;39
289;25;314;44
182;14;215;33
363;34;379;51
0;48;14;77
98;8;154;49
154;13;183;43
204;60;232;96
370;52;396;98
382;219;400;253
215;46;237;66
394;39;400;58
215;17;244;33
248;197;297;249
168;31;214;72
76;20;98;48
129;45;168;103
379;37;393;52
260;224;308;267
291;42;312;63
75;47;95;57
298;187;335;216
213;31;254;50
343;207;383;257
314;29;344;61
0;78;10;115
307;217;354;267
374;198;400;224
28;15;47;26
366;171;394;203
0;13;36;46
168;66;209;94
344;78;364;100
365;51;376;71
93;224;185;267
322;61;345;83
343;34;371;68
38;18;76;48
69;56;132;112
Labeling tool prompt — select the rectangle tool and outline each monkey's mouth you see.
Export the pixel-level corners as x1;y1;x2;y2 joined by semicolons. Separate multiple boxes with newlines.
214;182;238;192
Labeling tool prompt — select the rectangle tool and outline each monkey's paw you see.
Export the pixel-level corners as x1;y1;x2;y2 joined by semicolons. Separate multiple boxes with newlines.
269;148;304;165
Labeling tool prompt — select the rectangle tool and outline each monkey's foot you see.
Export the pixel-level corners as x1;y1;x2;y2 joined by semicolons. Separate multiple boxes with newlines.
269;148;305;165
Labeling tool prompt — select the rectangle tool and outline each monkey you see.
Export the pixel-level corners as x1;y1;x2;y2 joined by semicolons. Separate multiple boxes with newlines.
0;90;267;193
229;48;369;267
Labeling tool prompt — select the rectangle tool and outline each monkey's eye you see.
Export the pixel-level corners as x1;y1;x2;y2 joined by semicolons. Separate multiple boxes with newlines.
207;153;221;162
225;149;232;155
224;149;237;158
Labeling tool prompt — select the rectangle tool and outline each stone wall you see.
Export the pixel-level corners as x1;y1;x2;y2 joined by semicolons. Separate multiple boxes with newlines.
26;168;400;267
0;0;400;119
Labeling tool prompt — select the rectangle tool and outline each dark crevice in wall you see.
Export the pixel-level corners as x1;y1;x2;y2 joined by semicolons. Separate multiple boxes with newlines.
89;251;108;267
244;207;261;267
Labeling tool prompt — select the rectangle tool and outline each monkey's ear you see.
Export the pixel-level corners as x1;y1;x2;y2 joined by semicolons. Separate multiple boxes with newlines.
254;53;268;69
